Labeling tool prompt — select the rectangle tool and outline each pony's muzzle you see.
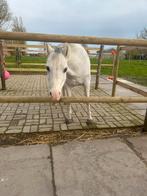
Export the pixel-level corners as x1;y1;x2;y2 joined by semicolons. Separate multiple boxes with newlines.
50;90;61;101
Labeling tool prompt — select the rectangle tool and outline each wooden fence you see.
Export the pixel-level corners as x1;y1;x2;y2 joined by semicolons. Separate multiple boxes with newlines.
0;31;147;93
1;31;147;46
0;31;147;130
0;96;146;103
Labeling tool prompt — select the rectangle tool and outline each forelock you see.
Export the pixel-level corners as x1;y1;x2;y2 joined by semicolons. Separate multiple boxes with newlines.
54;47;62;53
50;51;66;67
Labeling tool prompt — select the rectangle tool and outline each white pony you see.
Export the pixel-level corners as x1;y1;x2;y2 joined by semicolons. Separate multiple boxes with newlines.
46;43;92;124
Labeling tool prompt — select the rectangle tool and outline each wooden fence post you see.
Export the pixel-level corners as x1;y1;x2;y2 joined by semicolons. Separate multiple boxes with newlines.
143;109;147;132
95;44;104;89
0;41;6;90
15;47;21;69
111;46;121;96
46;43;49;56
111;52;116;76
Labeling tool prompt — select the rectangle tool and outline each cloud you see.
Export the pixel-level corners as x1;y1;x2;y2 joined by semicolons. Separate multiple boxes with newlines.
7;0;147;38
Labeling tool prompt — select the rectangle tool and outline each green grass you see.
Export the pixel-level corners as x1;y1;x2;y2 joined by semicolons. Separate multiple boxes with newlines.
91;58;147;86
5;56;147;86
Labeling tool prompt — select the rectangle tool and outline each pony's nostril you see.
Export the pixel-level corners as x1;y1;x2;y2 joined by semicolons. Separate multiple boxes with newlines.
50;91;61;100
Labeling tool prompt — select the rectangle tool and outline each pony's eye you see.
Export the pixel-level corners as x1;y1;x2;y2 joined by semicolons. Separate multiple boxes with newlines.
46;66;50;72
63;67;67;73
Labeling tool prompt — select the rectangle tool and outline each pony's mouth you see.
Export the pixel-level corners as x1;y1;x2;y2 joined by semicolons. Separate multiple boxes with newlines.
50;91;61;101
51;96;61;101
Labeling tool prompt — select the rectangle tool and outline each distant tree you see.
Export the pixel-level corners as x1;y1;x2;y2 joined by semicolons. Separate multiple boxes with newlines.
11;16;27;54
0;0;11;30
126;27;147;59
137;27;147;39
12;16;26;32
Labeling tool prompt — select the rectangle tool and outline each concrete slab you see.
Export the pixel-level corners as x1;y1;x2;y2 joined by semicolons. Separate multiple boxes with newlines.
52;139;147;196
0;145;53;196
127;136;147;162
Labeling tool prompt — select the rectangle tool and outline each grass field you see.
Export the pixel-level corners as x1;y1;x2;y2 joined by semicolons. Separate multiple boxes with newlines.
91;58;147;86
5;56;147;86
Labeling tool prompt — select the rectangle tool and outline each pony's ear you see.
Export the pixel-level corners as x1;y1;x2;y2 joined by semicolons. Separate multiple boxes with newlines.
61;43;69;57
47;44;54;55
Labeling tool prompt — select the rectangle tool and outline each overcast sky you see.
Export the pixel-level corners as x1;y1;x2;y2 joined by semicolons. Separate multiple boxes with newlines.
7;0;147;38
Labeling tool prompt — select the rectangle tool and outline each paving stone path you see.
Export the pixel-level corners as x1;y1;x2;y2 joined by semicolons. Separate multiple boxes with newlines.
0;75;144;133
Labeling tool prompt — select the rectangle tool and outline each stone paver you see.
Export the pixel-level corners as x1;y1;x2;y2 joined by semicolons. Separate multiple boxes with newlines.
52;138;147;196
0;144;53;196
0;75;145;133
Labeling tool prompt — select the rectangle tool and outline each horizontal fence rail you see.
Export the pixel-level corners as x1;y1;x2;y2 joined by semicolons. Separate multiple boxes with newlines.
0;96;146;103
1;32;147;46
5;44;46;48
